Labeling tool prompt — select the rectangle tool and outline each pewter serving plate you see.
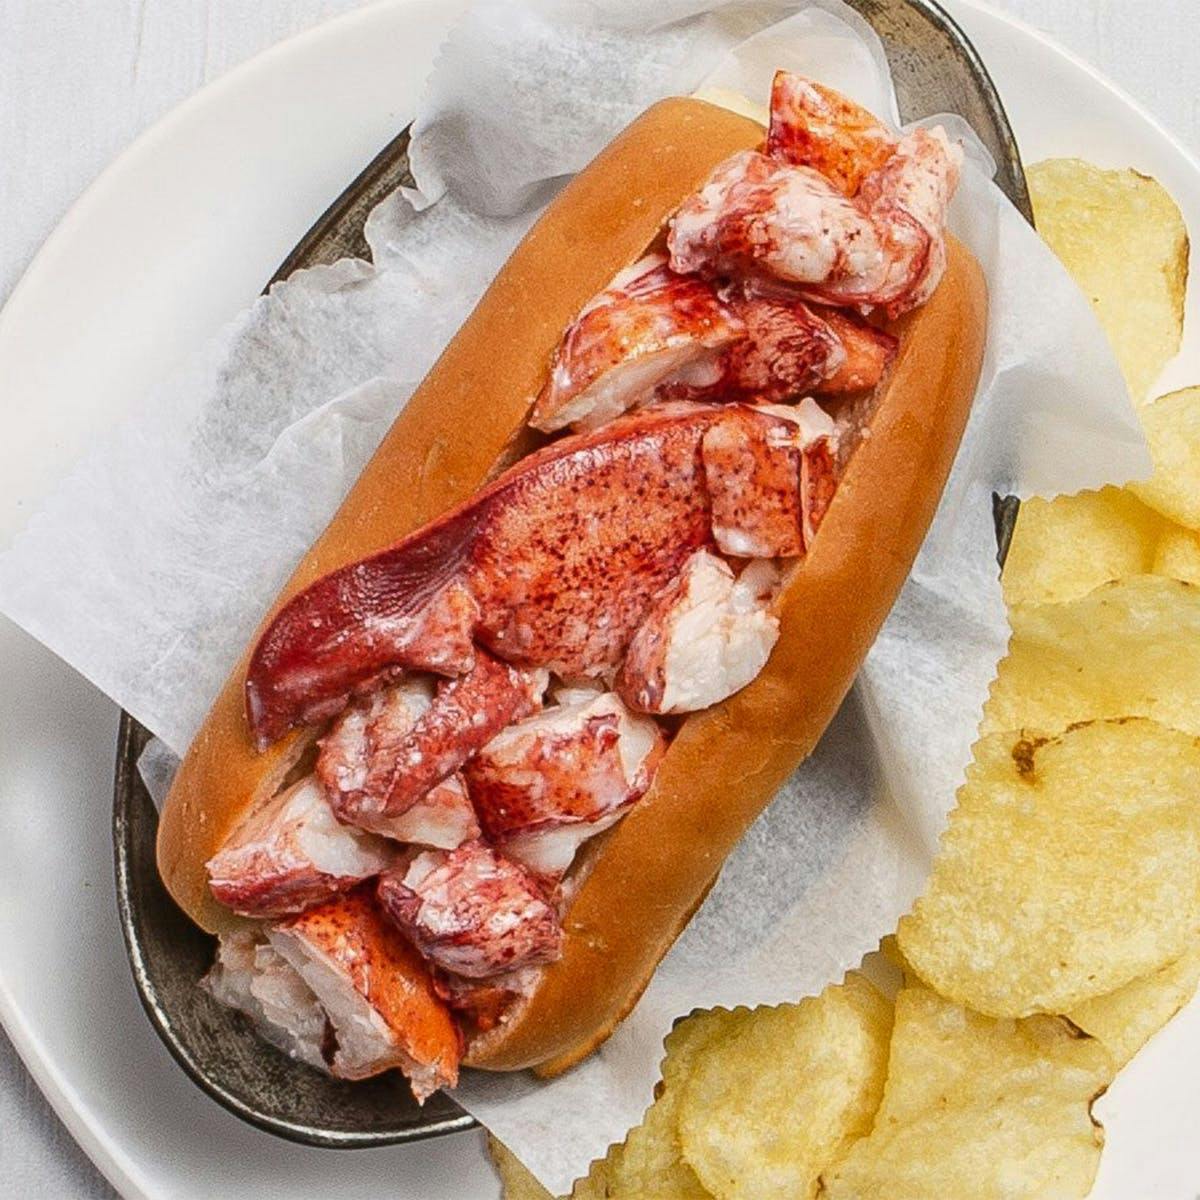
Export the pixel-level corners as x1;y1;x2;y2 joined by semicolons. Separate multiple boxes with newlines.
113;0;1029;1149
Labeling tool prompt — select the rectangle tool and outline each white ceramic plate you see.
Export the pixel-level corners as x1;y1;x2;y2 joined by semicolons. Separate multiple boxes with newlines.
1;1;1198;1196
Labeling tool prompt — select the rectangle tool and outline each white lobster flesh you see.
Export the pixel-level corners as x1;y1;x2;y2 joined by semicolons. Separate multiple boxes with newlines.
316;655;546;835
618;551;782;715
383;774;480;850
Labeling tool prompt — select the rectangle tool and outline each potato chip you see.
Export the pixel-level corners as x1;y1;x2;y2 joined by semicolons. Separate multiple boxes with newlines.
819;985;1113;1200
982;575;1200;738
490;1136;555;1200
1153;522;1200;585
1130;386;1200;526
1028;158;1188;403
592;1006;751;1199
1065;946;1200;1069
1000;487;1163;606
677;974;891;1200
897;720;1200;1017
490;1010;750;1199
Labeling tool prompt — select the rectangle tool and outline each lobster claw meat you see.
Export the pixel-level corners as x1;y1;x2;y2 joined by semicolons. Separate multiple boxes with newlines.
247;524;480;748
247;403;836;748
206;888;462;1099
618;551;781;715
464;690;666;878
530;254;744;433
206;776;395;919
376;841;563;979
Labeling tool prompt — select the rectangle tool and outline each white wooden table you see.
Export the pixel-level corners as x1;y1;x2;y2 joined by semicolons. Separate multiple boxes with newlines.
1;1;1196;1195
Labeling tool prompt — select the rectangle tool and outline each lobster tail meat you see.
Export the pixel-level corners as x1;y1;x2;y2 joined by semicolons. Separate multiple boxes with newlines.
209;889;462;1099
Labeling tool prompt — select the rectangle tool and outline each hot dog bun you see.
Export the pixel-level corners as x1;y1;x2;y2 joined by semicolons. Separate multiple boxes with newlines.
158;96;987;1073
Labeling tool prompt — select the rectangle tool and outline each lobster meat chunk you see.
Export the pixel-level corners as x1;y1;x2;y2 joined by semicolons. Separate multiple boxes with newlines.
464;691;666;878
203;929;331;1072
816;306;898;393
316;677;433;816
668;128;960;317
208;889;462;1099
766;71;896;194
318;653;545;835
721;291;847;402
669;150;885;295
377;842;562;979
530;254;743;433
467;404;721;674
702;399;836;557
247;539;480;749
618;552;781;715
206;777;394;919
856;125;962;313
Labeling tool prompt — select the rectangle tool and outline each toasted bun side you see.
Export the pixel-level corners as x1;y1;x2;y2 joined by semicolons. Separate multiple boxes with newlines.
466;237;988;1073
158;98;766;934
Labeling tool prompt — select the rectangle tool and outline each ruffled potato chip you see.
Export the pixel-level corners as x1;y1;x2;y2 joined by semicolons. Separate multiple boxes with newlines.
677;974;891;1200
819;985;1113;1200
1001;487;1163;606
982;575;1200;738
582;1006;751;1199
898;720;1200;1017
1153;522;1200;585
1028;159;1188;403
1131;387;1200;526
490;1008;749;1199
1065;946;1200;1069
490;1136;554;1200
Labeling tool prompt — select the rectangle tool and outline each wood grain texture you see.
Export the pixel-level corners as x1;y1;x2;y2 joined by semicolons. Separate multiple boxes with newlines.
0;2;1195;1197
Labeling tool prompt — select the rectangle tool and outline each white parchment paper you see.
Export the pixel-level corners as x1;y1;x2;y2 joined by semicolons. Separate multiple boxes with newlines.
0;1;1151;1191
